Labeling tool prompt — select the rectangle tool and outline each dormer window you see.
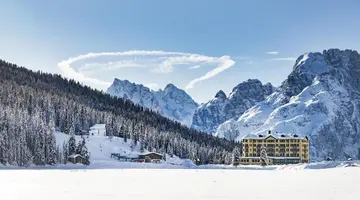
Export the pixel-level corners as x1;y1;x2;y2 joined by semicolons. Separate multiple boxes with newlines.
259;134;263;137
281;134;286;137
293;134;298;137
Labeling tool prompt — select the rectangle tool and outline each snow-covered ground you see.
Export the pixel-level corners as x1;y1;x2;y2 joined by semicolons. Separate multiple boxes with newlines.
1;167;359;200
54;132;195;169
2;132;360;199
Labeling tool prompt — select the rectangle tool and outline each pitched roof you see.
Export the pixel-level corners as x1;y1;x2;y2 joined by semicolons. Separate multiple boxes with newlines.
90;124;106;129
68;154;84;159
243;130;307;140
140;152;164;156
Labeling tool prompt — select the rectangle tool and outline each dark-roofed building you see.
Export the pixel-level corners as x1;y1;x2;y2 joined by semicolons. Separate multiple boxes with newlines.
138;152;164;163
67;154;87;165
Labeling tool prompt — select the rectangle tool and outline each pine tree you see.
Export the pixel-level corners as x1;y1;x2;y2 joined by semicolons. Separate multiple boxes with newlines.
56;146;62;164
45;120;57;165
232;146;241;166
62;142;69;164
0;129;8;165
80;140;90;165
140;142;145;153
123;132;128;143
68;135;76;155
76;140;83;155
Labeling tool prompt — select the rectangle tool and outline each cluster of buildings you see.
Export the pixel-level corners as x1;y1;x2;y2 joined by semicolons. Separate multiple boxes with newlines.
238;130;310;165
111;152;164;163
74;123;311;166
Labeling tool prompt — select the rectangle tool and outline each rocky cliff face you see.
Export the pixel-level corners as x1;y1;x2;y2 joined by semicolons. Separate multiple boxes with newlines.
107;79;198;126
191;79;274;134
215;49;360;161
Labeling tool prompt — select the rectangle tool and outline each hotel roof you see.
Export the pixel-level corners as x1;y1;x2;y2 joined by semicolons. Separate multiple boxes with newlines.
242;130;307;140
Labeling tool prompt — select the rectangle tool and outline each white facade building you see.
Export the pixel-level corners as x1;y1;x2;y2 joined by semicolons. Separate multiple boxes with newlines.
89;124;106;136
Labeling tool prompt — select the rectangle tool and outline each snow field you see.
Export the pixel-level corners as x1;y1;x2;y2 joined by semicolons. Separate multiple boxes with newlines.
1;167;359;200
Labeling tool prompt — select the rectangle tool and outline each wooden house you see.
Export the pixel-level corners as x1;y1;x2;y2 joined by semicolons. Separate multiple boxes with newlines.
138;152;164;163
68;154;87;165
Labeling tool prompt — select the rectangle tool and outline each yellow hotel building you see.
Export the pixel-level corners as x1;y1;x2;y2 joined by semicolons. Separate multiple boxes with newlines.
240;130;310;165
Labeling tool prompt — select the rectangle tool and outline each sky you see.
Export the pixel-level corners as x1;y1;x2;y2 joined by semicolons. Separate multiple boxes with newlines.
0;0;360;103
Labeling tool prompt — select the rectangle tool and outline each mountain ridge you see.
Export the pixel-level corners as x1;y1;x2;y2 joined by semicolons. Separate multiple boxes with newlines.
107;79;199;126
191;79;275;134
215;48;360;161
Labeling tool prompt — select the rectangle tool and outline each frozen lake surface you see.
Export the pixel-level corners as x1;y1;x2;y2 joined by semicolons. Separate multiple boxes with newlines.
1;167;359;200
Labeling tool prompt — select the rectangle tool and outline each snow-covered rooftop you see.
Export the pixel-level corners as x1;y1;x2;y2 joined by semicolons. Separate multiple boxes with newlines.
240;156;301;159
140;152;164;156
90;124;106;129
243;131;307;140
68;154;83;159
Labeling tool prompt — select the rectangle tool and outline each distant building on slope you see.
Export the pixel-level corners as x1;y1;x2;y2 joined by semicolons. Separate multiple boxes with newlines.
239;130;310;165
138;152;164;163
89;124;106;136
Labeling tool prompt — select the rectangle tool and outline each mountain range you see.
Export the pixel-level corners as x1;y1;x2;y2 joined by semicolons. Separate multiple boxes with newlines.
215;49;360;161
191;79;274;134
107;49;360;161
107;79;199;126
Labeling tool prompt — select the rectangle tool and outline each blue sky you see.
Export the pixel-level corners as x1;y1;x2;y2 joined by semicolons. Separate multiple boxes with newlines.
1;0;360;103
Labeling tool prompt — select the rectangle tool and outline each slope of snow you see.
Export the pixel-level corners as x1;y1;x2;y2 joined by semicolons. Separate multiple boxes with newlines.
55;132;195;169
215;49;360;161
2;167;359;200
107;79;198;126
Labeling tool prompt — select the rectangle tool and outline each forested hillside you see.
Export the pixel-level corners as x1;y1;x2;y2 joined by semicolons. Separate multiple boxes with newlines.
0;60;238;166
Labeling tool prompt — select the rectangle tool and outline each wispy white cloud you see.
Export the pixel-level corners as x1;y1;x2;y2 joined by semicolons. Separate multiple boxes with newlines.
271;57;296;61
78;60;145;72
245;61;254;65
188;65;201;69
58;59;112;90
185;56;235;90
58;51;187;89
58;50;235;91
266;51;279;55
154;54;221;73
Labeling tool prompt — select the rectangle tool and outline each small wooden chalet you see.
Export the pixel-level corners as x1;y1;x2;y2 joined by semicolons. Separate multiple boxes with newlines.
68;154;86;165
138;152;164;163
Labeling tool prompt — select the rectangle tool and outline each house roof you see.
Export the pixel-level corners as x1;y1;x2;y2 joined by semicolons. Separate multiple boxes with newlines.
90;124;106;129
140;152;164;156
242;130;307;140
68;154;84;159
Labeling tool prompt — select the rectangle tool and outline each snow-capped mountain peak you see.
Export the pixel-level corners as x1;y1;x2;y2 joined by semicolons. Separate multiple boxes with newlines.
191;79;275;134
107;79;198;126
214;90;227;99
215;48;360;161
